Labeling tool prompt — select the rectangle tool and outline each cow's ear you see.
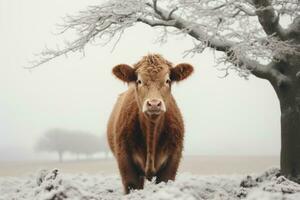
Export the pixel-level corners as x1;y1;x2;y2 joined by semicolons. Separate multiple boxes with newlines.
112;64;136;83
170;63;194;82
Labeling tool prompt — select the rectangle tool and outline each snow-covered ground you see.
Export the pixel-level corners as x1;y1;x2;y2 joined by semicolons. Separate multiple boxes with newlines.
1;168;300;200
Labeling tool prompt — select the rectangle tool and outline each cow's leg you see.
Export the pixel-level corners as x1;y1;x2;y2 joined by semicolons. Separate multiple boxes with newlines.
117;149;144;194
155;155;181;184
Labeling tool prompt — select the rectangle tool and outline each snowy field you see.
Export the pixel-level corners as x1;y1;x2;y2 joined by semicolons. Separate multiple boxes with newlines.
1;156;300;200
1;168;300;200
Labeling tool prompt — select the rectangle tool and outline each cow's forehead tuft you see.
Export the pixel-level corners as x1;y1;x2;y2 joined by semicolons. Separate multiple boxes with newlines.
134;54;172;76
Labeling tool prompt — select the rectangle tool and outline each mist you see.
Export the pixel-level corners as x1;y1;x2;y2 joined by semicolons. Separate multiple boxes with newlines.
0;0;280;161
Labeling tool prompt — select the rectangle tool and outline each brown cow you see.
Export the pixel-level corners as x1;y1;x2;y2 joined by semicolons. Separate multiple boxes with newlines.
107;54;193;194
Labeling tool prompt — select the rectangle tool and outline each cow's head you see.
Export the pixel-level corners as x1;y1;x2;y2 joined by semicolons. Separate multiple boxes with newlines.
112;54;193;120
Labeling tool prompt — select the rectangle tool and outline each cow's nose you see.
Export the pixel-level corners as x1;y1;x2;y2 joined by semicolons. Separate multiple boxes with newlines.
146;99;162;110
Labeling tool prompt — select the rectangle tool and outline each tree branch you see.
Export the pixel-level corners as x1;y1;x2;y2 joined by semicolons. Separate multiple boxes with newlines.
137;18;176;27
167;7;178;20
286;16;300;41
30;0;296;87
142;2;290;84
235;56;291;86
152;0;166;20
252;0;287;40
234;4;256;16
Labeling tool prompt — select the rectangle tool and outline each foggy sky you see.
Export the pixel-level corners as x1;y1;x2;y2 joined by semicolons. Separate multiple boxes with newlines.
0;0;280;160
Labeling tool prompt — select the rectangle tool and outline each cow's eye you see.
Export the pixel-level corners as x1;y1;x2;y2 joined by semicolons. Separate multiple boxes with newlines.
137;80;142;85
165;79;171;84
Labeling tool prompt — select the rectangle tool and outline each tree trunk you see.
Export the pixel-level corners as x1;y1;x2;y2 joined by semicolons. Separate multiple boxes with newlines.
280;102;300;182
278;85;300;182
275;53;300;182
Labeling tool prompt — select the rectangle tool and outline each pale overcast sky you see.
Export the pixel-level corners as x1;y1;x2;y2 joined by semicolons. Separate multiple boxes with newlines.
0;0;280;160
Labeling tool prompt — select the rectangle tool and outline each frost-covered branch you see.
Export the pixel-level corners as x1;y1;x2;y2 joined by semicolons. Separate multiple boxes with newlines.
144;2;288;82
30;0;299;86
252;0;287;40
137;18;176;27
28;1;143;69
286;16;300;41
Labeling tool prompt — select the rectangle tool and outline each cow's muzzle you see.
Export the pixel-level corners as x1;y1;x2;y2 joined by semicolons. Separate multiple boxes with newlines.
143;99;166;116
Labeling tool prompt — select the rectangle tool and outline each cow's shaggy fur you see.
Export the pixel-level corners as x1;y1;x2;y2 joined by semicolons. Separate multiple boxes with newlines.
107;54;193;194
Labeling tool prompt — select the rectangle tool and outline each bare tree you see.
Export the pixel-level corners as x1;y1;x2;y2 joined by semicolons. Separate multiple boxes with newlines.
31;0;300;182
36;129;108;161
36;128;70;162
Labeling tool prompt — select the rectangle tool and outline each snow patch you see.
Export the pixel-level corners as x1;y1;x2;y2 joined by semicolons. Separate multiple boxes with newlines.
1;168;300;200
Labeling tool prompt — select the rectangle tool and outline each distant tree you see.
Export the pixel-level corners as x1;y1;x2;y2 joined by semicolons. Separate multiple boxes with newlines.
36;128;70;162
36;129;109;161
